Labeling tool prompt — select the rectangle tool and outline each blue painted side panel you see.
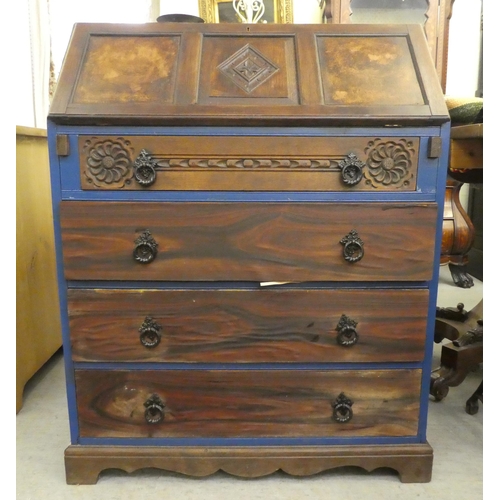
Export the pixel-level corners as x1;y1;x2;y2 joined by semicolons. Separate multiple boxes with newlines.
47;122;80;444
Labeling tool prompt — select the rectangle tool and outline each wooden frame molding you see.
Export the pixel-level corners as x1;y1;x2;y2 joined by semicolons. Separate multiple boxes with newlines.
199;0;293;24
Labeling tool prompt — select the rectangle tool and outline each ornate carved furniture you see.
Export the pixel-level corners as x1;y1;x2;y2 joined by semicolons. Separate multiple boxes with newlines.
48;22;450;484
16;126;62;413
431;299;483;414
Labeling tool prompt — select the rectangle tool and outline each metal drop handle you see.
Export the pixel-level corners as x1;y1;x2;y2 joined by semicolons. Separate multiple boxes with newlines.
133;230;158;264
332;393;354;423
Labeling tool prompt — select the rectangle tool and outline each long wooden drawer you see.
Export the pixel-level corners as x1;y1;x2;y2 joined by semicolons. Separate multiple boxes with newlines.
75;369;421;438
68;288;429;363
60;202;437;282
79;135;420;192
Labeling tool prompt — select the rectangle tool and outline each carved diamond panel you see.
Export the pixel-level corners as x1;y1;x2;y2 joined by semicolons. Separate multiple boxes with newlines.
218;44;279;94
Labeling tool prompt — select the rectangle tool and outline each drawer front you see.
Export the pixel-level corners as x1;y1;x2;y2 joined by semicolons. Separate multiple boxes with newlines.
75;369;421;438
60;202;437;282
68;288;429;363
79;135;420;192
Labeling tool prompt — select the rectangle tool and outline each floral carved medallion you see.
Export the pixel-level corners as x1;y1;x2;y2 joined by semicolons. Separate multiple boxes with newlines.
83;138;134;188
364;139;416;189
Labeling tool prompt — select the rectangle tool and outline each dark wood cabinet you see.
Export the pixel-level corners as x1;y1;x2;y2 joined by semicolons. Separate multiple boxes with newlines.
48;22;450;484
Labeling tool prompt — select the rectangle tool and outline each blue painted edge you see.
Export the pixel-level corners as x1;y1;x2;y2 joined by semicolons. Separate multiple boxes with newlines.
52;124;442;137
77;436;421;447
61;190;438;203
74;362;422;371
67;280;429;290
417;121;451;442
47;121;80;444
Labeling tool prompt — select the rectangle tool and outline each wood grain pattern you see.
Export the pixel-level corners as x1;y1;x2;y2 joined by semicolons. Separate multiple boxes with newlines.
67;288;429;363
64;443;433;484
72;36;180;104
60;202;437;282
317;36;425;106
75;369;421;438
78;135;420;191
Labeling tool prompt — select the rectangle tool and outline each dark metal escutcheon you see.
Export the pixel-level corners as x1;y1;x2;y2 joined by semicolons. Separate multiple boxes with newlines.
134;149;158;187
332;393;354;423
139;317;162;348
335;314;359;347
133;230;158;264
340;230;364;263
339;153;365;186
144;394;166;424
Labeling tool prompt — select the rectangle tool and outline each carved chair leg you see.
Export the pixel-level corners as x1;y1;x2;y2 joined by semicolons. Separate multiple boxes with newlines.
465;380;483;415
449;263;474;289
430;342;482;402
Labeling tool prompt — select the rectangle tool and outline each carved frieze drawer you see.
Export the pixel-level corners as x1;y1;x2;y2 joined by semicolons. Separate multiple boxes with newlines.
74;368;421;439
79;135;420;192
67;288;429;363
60;201;437;282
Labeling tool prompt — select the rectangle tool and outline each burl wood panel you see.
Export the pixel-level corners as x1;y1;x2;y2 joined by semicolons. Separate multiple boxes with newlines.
75;369;421;438
64;443;434;484
67;288;429;363
72;36;180;104
78;135;420;191
317;36;425;106
60;202;437;282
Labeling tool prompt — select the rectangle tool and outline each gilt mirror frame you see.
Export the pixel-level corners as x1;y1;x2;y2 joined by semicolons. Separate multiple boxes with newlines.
199;0;294;24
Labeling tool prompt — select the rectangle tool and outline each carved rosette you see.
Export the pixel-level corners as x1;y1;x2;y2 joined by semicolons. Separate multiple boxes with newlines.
83;138;134;188
364;139;415;189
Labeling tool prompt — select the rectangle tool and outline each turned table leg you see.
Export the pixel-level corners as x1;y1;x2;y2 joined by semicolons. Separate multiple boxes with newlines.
440;180;476;288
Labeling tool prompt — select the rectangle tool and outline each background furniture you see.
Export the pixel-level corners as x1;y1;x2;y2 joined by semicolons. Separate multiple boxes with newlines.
430;120;483;412
16;126;62;413
440;122;483;287
431;299;483;414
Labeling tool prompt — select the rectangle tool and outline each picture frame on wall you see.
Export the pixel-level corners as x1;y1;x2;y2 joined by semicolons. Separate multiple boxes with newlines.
198;0;293;24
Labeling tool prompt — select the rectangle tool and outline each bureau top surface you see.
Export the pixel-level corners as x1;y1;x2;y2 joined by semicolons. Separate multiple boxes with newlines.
49;23;449;127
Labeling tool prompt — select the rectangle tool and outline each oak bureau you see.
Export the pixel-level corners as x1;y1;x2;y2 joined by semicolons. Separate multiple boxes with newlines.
47;22;450;484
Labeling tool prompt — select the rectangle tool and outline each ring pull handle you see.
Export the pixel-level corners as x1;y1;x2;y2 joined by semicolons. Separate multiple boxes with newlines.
133;230;158;264
144;394;166;424
339;153;365;186
335;315;359;347
134;149;158;187
139;317;162;348
340;230;364;263
332;393;354;423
